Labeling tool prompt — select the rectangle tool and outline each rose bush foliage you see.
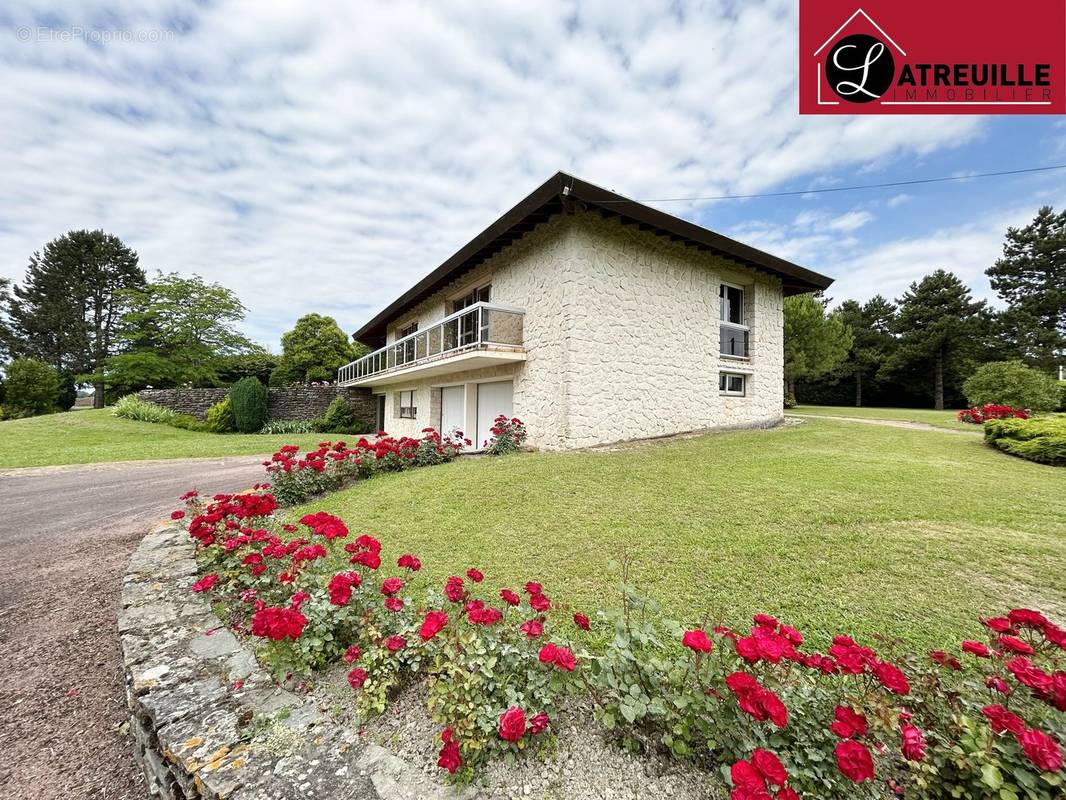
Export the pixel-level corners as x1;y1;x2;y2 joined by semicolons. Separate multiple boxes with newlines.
957;404;1030;425
178;483;1064;796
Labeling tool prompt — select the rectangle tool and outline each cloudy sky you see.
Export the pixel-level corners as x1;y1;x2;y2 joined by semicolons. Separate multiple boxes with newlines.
2;0;1064;349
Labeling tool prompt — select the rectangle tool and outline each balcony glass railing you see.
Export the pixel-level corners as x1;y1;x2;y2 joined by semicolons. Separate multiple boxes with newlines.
720;324;749;358
339;302;524;384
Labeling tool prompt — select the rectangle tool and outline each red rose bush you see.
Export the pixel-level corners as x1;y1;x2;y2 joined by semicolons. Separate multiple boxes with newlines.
176;494;1064;794
264;429;467;505
957;404;1030;424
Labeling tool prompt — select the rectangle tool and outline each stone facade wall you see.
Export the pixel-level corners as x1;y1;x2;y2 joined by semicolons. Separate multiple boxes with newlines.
120;522;450;800
137;386;377;425
370;210;786;450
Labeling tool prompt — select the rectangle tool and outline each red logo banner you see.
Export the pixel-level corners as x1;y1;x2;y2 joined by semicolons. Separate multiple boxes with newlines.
799;1;1066;114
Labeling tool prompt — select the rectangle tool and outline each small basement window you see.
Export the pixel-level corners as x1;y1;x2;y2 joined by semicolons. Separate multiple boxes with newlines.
719;373;746;396
399;389;417;419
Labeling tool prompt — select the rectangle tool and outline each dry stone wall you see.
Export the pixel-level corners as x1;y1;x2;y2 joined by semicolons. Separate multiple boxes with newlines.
137;386;377;425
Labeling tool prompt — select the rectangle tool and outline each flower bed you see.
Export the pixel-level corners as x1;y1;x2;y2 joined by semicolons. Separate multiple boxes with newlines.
957;404;1030;424
263;428;469;504
177;491;1066;799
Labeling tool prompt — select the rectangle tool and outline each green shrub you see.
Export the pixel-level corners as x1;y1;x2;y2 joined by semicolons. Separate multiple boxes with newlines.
259;418;316;435
312;396;369;435
171;413;209;432
112;394;178;424
55;374;77;411
206;396;236;433
230;377;268;432
984;414;1066;466
1059;381;1066;411
963;360;1062;411
4;358;61;416
783;391;796;410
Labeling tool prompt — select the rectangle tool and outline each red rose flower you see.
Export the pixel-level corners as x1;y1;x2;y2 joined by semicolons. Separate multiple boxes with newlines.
343;645;361;663
998;635;1034;656
830;705;868;739
835;740;874;783
498;706;527;742
961;640;991;657
683;629;713;653
538;643;558;664
521;619;544;638
437;728;462;774
982;704;1025;735
985;675;1011;695
730;759;765;794
381;576;404;596
901;724;927;762
530;593;551;613
873;662;910;695
250;606;307;641
573;612;590;631
524;581;542;594
171;510;186;520
444;576;465;603
397;553;421;571
191;574;219;593
419;610;449;641
385;635;406;652
347;667;367;689
1017;727;1063;773
553;646;577;672
384;596;404;612
751;749;788;786
776;789;800;800
466;568;484;583
1007;657;1053;693
1008;608;1048;629
529;711;550;734
500;589;521;606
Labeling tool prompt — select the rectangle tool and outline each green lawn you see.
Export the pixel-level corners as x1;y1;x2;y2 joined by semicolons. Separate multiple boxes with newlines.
0;408;329;468
791;404;976;431
298;418;1065;653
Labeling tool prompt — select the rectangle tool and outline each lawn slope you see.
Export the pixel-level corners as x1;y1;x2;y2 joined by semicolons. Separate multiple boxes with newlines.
302;418;1065;652
0;408;327;467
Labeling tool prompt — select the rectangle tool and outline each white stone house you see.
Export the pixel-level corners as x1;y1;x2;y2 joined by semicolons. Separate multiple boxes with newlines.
339;173;833;450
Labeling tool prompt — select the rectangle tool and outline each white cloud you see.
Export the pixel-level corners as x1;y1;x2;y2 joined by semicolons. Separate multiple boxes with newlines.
0;0;986;346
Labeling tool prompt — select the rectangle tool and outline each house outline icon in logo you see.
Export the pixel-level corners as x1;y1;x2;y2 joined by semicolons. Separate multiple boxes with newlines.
813;8;906;105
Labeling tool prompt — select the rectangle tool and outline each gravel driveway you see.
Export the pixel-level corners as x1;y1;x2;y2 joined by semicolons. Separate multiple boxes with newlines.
0;456;269;800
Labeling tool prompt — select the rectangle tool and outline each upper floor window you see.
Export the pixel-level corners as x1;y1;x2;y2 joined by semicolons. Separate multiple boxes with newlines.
397;322;419;363
719;283;749;358
451;283;492;313
398;321;418;339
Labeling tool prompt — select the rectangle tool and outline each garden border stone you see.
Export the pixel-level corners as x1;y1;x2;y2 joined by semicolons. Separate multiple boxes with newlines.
120;520;458;800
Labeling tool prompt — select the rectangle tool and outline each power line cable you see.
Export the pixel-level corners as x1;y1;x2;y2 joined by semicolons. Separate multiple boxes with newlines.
598;163;1066;203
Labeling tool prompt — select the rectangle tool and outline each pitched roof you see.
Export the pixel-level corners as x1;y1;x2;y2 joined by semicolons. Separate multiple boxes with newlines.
353;171;834;345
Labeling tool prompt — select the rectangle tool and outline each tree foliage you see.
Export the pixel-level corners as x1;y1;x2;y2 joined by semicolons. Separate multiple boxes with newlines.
986;206;1065;372
103;272;261;397
3;230;145;406
880;270;987;410
4;358;61;416
834;296;897;407
962;360;1063;411
270;313;362;385
783;294;853;394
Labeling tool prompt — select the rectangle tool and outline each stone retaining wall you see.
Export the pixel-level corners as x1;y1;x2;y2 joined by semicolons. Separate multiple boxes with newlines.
120;522;451;800
137;386;377;425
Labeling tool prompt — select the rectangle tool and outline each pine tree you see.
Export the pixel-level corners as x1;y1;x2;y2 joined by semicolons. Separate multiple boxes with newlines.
986;206;1065;372
783;294;854;397
835;296;897;407
5;231;145;406
881;270;987;410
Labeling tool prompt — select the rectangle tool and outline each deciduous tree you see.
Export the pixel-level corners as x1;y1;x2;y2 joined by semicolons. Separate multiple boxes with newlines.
270;313;364;385
783;294;853;398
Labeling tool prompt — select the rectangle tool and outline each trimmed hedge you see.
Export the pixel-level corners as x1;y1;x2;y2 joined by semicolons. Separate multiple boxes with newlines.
312;396;369;435
230;377;268;433
984;415;1066;466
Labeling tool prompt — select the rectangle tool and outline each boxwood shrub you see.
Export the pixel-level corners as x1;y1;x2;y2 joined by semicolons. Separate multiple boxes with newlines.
984;415;1066;466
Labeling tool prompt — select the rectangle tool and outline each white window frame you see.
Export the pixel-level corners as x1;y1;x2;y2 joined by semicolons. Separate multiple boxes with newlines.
719;282;750;359
398;389;417;419
719;372;746;396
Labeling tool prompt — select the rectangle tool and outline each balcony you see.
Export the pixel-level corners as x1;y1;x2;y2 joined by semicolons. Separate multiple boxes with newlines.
338;302;526;387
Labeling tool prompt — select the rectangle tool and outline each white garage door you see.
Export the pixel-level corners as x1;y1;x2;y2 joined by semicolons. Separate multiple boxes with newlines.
476;380;513;449
439;386;465;436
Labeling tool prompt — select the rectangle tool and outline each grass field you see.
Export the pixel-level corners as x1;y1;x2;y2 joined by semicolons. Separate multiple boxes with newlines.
0;408;328;468
790;404;976;431
297;418;1065;653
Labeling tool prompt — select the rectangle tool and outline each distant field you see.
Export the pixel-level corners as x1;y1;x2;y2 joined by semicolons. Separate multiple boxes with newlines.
790;405;975;431
0;408;327;468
